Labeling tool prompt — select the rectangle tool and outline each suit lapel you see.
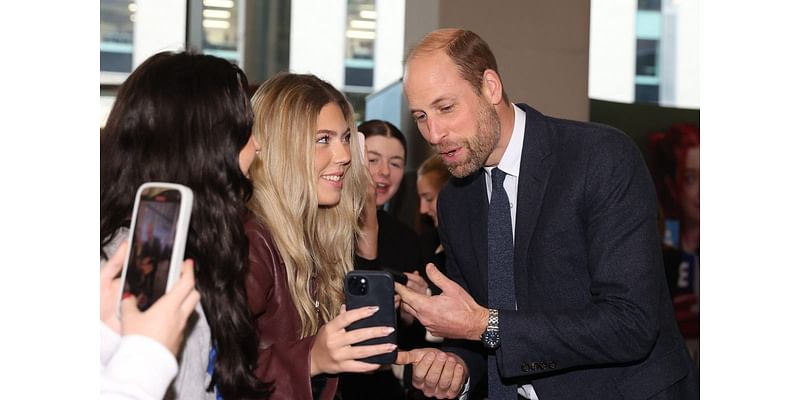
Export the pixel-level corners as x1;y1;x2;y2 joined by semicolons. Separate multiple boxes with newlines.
512;104;555;308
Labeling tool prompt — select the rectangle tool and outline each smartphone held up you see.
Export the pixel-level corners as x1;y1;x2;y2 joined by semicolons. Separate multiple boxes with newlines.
344;270;398;364
117;182;193;315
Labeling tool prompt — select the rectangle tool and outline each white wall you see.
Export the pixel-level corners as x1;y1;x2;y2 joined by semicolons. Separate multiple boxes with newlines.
373;0;406;91
132;0;187;67
290;0;347;88
672;0;699;109
589;0;637;103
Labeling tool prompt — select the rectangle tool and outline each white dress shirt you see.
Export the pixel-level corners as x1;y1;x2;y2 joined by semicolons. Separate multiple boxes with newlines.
482;104;539;400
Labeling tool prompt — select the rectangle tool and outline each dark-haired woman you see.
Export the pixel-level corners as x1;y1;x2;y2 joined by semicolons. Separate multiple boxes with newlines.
100;51;269;399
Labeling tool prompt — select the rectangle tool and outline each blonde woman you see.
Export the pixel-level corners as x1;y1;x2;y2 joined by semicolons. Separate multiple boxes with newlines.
244;73;394;400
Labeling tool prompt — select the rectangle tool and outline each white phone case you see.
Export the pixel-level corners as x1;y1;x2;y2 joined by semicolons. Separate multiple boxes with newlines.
116;182;193;316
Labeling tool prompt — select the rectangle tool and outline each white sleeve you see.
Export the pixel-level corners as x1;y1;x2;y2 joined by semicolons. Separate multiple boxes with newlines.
100;322;121;366
458;376;471;400
101;335;178;400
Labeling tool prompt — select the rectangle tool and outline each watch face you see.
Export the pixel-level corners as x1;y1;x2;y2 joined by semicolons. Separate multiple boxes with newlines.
482;330;500;349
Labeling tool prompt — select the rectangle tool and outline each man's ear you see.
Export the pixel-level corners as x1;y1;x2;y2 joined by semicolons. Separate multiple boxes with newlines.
482;69;504;105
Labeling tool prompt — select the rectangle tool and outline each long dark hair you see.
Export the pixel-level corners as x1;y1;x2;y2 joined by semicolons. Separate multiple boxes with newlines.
100;51;269;399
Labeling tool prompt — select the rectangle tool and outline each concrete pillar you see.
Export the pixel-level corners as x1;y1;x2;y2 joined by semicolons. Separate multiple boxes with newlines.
434;0;590;121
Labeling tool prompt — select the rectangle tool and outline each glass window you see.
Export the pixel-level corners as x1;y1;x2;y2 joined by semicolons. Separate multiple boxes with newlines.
638;0;661;11
100;0;135;73
635;83;659;103
200;0;241;64
636;39;659;77
345;0;376;89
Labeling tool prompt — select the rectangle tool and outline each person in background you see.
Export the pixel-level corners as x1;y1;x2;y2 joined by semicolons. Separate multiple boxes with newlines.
245;73;395;400
338;120;431;400
100;51;269;399
359;120;429;317
101;242;201;400
416;154;452;280
649;122;700;360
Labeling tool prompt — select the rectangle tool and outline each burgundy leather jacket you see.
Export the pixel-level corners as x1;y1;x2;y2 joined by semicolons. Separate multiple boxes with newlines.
245;216;337;400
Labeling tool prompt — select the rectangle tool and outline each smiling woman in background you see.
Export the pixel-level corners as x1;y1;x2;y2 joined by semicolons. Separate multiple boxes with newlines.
337;120;430;400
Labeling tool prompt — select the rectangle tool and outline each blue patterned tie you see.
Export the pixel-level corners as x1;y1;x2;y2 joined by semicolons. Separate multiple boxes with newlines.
488;168;517;399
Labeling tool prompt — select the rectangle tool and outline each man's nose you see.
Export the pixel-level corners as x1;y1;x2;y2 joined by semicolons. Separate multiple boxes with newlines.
424;118;445;145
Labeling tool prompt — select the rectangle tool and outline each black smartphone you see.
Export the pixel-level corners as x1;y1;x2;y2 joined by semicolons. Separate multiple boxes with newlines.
344;270;398;364
117;183;193;314
382;267;409;286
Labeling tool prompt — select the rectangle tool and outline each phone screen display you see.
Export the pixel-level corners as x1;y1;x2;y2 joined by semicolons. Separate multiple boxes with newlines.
123;187;183;311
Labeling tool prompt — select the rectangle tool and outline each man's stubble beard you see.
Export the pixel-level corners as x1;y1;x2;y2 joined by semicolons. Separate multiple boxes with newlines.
445;99;501;178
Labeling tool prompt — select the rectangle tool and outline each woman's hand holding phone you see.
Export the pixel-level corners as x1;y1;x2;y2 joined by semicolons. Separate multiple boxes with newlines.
309;304;397;376
119;260;201;356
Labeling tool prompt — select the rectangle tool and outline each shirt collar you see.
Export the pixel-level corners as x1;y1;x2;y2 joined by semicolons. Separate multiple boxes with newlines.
484;104;526;178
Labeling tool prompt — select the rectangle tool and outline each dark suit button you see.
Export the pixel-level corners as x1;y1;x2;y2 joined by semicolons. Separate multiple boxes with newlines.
521;363;530;372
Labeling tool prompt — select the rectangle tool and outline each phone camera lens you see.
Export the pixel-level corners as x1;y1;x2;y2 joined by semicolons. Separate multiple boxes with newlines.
358;277;368;295
348;275;369;296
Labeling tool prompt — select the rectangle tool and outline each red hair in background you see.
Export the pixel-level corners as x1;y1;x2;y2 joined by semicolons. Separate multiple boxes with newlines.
649;123;700;220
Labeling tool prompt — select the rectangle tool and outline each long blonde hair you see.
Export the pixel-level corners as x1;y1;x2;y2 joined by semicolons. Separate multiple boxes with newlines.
249;73;371;337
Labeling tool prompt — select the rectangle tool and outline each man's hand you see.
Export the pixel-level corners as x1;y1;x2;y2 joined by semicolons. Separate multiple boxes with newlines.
399;271;429;325
395;263;487;340
395;348;467;399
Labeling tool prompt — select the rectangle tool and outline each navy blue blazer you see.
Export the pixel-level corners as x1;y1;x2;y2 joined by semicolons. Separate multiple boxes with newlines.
438;104;698;399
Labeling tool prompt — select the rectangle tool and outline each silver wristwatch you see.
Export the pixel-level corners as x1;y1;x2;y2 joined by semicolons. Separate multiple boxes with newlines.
480;308;500;349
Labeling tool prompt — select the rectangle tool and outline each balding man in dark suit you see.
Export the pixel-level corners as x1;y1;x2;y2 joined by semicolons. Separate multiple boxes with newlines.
394;28;698;400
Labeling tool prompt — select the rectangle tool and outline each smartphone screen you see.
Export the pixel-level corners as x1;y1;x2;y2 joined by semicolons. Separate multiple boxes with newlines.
123;187;184;311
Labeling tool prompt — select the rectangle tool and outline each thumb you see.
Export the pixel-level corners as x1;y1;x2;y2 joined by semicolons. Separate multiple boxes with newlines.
425;263;456;292
394;350;416;366
394;348;427;366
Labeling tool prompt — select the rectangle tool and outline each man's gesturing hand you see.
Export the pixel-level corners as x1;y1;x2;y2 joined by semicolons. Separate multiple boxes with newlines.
395;263;488;340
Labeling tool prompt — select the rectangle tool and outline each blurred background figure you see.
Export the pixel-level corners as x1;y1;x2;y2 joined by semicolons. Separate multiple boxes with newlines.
649;122;700;360
361;119;424;280
416;154;452;290
338;119;424;400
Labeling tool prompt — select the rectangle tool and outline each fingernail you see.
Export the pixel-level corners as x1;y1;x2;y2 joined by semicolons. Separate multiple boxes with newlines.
385;327;395;334
369;306;379;312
